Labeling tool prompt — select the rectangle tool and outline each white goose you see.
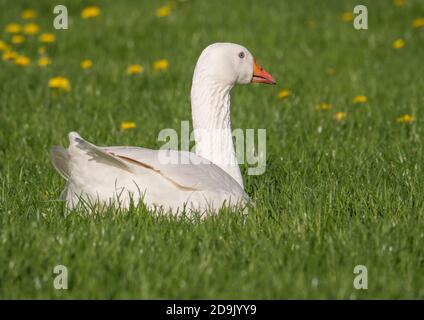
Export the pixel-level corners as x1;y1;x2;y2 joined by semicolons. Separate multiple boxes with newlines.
51;43;276;215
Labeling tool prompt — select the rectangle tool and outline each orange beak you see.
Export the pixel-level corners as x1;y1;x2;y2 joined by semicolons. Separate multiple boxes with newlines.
251;59;276;85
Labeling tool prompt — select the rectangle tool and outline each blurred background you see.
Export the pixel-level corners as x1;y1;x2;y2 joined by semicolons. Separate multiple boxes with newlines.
1;0;424;299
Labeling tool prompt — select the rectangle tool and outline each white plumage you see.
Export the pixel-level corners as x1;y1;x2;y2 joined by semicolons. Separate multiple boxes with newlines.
51;43;275;215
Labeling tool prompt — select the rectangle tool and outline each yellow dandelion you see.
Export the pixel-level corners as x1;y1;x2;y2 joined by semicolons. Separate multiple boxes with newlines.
48;77;71;91
127;64;144;74
0;40;10;52
2;50;18;61
37;47;46;55
156;4;172;17
393;0;405;7
23;23;40;35
392;38;405;49
11;35;25;45
153;59;169;71
39;33;56;43
277;89;291;100
14;55;31;67
21;9;37;20
120;121;136;130
81;6;101;19
341;12;353;22
412;18;424;28
397;114;414;124
316;103;332;111
38;56;51;67
334;111;346;122
353;95;368;104
80;59;93;69
5;23;21;34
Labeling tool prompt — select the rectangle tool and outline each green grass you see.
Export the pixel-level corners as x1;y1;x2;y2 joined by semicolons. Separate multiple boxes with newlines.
1;0;424;299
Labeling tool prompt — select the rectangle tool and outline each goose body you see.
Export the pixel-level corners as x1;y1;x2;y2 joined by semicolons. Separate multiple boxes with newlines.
51;43;275;215
52;132;248;214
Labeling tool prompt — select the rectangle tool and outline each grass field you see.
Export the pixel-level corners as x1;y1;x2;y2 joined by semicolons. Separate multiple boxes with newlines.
1;0;424;299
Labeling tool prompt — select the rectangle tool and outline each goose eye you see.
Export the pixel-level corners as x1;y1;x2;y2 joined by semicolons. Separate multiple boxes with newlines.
238;52;245;59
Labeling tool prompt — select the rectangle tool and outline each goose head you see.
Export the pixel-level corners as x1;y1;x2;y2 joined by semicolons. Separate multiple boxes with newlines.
193;42;276;86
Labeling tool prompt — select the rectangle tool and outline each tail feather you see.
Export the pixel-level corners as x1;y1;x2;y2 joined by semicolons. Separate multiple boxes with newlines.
50;146;70;180
68;131;133;173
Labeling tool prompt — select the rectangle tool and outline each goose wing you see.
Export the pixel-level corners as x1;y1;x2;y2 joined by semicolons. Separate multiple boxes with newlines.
101;146;247;198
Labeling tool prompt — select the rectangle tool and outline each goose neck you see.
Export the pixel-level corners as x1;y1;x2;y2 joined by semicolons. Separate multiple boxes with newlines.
190;77;243;188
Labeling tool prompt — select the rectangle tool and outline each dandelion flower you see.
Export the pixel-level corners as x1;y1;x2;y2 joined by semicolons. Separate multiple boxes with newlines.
0;40;10;52
38;56;51;67
397;114;414;124
2;50;18;61
21;9;37;20
277;89;291;100
39;33;56;43
353;95;368;104
341;12;353;22
5;23;21;34
11;35;25;45
392;38;405;49
48;77;71;91
127;64;144;74
153;59;169;71
81;6;101;19
412;18;424;28
156;4;172;17
23;23;40;35
14;55;31;67
316;103;332;111
80;59;93;69
393;0;405;7
334;111;346;122
120;121;136;130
